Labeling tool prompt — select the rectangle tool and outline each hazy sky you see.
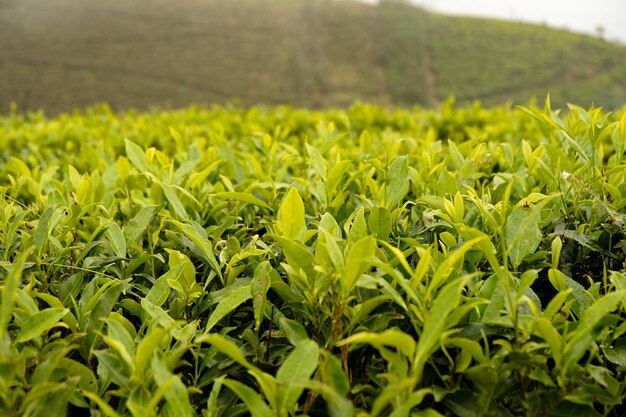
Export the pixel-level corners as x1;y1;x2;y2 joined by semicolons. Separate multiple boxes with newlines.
368;0;626;44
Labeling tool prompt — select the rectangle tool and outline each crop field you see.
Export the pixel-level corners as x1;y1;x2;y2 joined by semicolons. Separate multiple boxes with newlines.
2;0;626;113
1;101;626;416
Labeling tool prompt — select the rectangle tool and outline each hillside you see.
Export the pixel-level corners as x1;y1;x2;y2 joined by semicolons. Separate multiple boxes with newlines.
1;0;625;113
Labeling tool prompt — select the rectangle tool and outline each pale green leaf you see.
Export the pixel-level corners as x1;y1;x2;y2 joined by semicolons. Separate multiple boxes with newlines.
252;262;272;329
506;206;542;266
82;391;123;417
276;339;319;412
124;139;149;172
160;182;189;221
223;379;274;417
0;250;28;335
368;206;392;239
384;155;409;209
212;191;270;209
338;329;416;358
563;290;626;371
151;353;194;417
343;236;377;294
205;284;252;332
106;222;126;258
34;206;53;257
280;317;310;347
534;318;563;367
195;333;253;369
124;206;159;243
16;308;69;343
306;143;326;177
134;326;168;376
279;188;305;241
141;298;182;338
414;276;470;380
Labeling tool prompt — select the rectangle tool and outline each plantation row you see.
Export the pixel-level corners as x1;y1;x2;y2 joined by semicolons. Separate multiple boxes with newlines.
0;101;625;416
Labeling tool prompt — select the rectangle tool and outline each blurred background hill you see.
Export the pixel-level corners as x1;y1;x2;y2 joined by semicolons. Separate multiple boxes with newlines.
1;0;625;113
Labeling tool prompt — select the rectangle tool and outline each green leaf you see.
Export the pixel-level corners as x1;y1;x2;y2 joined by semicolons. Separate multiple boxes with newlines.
561;229;617;259
106;222;126;258
318;229;345;273
252;262;272;329
212;191;271;209
338;329;416;359
368;206;392;239
206;376;225;417
534;318;563;367
343;236;377;294
279;188;305;241
82;391;123;417
15;308;69;343
145;263;186;307
506;206;542;266
94;350;131;390
304;380;354;417
195;333;253;369
160;182;189;221
0;250;28;340
134;326;168;376
563;290;626;371
544;288;573;319
384;155;409;209
276;339;319;412
321;354;350;396
124;206;159;243
273;236;316;280
151;353;194;417
319;212;342;239
388;388;434;417
104;317;135;365
604;346;626;368
34;206;54;257
414;276;470;380
280;317;310;346
563;273;593;316
223;379;274;417
480;279;510;326
325;160;351;194
306;143;327;177
59;358;98;393
141;298;182;338
169;126;183;143
125;139;149;172
205;284;252;332
177;222;222;279
446;338;488;369
348;207;368;243
82;280;125;354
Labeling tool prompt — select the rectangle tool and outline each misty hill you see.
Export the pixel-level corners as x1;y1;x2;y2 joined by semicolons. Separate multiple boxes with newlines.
1;0;625;113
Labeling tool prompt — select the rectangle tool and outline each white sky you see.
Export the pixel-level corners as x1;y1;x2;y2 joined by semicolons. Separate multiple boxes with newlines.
367;0;626;44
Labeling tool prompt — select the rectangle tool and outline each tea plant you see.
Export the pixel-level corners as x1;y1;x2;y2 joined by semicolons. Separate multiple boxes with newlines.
0;100;625;416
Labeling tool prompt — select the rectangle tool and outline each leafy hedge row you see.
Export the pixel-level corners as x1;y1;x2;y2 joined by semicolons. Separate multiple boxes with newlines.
0;101;625;416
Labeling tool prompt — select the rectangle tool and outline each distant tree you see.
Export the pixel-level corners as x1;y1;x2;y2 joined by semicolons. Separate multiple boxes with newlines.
595;25;605;39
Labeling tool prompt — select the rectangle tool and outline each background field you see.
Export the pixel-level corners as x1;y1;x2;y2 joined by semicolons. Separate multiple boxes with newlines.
1;0;626;113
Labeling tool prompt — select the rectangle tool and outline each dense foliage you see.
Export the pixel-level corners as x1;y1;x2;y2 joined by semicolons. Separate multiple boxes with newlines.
1;101;626;416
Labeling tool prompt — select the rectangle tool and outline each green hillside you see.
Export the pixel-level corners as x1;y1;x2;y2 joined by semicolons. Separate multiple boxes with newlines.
1;0;625;113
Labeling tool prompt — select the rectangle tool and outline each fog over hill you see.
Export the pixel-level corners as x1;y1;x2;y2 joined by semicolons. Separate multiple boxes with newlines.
1;0;625;113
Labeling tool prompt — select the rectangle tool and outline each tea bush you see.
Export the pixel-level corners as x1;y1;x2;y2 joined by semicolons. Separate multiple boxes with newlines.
0;100;625;416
